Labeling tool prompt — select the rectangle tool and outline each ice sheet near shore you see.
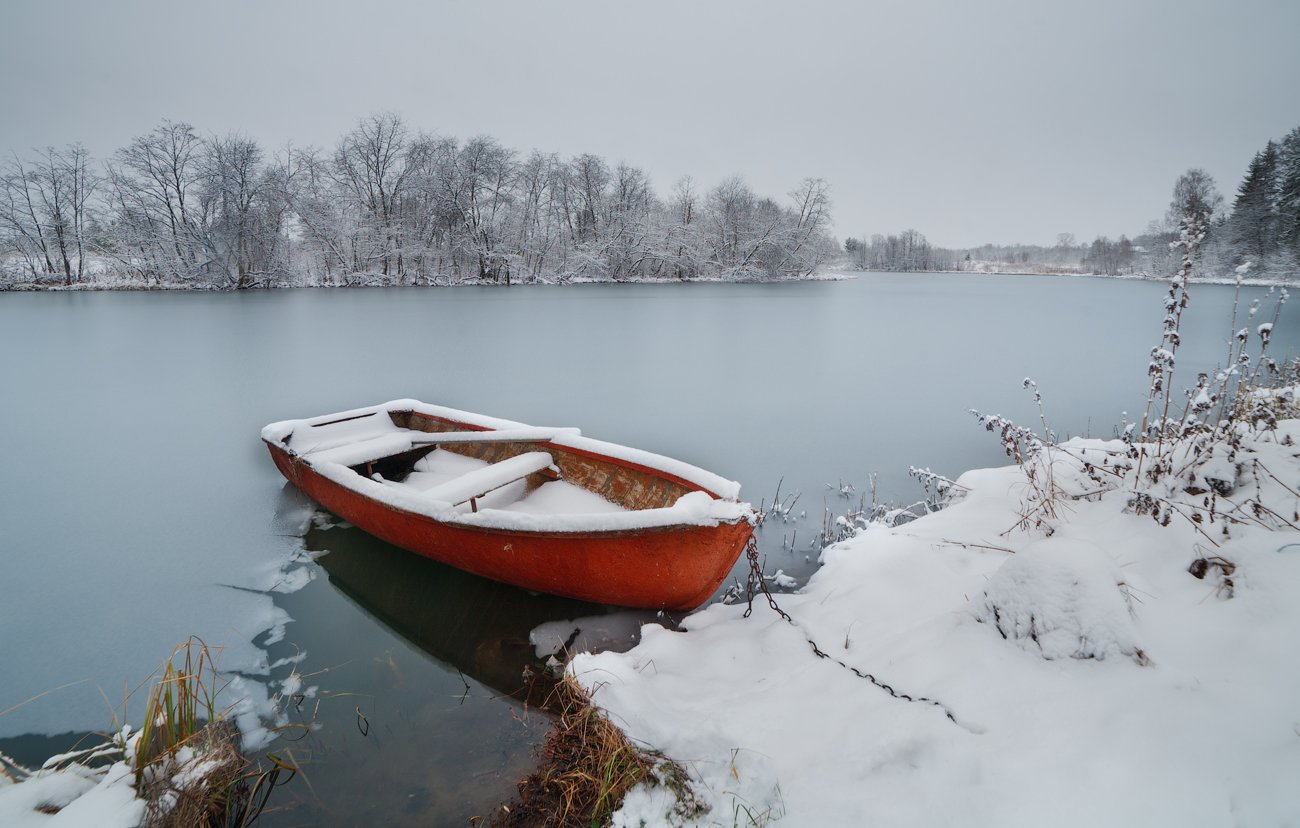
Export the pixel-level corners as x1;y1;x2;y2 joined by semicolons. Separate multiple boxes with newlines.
0;497;318;827
573;425;1300;826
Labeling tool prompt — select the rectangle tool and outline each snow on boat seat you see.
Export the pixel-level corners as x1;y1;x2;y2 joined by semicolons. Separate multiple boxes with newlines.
421;451;555;506
304;433;415;467
409;427;580;445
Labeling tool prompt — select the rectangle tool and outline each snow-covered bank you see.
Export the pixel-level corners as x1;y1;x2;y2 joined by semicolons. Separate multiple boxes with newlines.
0;753;143;828
1;268;847;292
853;266;1300;288
572;424;1300;825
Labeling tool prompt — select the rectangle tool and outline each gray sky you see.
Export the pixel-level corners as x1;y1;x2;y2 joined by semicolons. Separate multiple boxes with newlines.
2;0;1297;248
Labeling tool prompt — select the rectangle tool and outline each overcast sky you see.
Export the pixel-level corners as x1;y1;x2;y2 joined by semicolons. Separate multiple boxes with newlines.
2;0;1296;248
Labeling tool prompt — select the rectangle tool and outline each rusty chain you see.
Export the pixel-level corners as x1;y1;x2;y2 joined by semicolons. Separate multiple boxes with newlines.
741;535;961;724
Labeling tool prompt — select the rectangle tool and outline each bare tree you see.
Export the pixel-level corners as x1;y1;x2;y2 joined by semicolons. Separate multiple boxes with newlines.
332;113;413;279
512;150;562;281
663;176;701;280
454;135;516;282
1167;168;1224;229
199;134;283;288
6;113;837;288
569;154;609;245
107;120;205;283
0;145;100;285
782;177;832;275
0;153;57;279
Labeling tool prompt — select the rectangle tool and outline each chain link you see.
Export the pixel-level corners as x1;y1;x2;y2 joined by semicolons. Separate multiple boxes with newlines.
741;535;960;724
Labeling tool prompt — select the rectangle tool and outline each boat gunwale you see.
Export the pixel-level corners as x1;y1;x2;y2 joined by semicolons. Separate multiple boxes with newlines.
263;399;743;501
264;437;753;539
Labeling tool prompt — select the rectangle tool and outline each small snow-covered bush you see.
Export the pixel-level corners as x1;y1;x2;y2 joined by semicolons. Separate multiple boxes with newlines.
975;540;1148;665
970;379;1073;535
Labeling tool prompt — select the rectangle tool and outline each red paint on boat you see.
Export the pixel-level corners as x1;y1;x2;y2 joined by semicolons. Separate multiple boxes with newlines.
265;439;753;611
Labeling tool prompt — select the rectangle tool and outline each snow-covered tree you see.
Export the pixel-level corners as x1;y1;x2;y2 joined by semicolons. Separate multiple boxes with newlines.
1227;142;1281;266
2;148;92;283
331;113;414;280
2;113;837;288
198;134;286;288
1277;127;1300;260
105;120;207;284
1167;168;1224;230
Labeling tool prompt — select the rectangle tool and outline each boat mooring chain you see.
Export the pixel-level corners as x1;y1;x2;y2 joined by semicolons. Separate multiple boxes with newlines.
741;536;965;727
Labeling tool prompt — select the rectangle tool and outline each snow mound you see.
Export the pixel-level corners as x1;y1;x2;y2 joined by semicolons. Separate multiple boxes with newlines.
975;540;1147;664
0;762;144;828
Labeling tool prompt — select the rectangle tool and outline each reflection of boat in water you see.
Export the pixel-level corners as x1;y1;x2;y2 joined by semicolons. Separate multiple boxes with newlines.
303;518;660;707
264;400;755;609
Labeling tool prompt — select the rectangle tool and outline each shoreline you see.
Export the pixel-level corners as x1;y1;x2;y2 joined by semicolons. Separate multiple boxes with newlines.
11;266;1295;292
0;270;851;293
846;266;1300;288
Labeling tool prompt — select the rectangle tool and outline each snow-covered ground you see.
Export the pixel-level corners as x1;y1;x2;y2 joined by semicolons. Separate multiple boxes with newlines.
0;757;142;828
573;422;1300;826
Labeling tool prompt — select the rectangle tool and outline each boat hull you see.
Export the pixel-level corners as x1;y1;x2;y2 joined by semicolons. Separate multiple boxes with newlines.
267;441;753;610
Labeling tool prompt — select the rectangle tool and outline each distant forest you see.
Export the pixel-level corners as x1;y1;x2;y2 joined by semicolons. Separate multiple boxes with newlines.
0;114;837;289
844;124;1300;280
9;117;1299;290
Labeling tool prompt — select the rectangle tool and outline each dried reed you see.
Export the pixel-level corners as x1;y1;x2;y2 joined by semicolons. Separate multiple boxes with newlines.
489;675;699;827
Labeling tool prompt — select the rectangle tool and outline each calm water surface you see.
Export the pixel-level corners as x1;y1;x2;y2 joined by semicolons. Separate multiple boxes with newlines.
2;273;1296;823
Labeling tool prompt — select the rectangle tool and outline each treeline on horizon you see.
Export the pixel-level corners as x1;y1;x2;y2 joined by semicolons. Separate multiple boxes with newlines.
845;124;1300;279
0;113;837;289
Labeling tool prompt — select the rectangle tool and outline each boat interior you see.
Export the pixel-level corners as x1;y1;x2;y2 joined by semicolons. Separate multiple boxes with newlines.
284;407;701;515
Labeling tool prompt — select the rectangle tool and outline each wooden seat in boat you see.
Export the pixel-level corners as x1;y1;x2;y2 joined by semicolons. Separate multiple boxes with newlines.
420;451;556;508
303;433;414;467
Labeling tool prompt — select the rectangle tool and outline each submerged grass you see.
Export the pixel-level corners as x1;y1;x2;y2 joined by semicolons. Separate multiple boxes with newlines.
487;675;700;828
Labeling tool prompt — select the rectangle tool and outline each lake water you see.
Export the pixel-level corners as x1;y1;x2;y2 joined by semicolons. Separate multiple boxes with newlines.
2;272;1296;823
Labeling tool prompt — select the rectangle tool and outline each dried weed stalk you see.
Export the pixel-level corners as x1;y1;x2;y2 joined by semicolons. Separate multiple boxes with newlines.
973;209;1298;556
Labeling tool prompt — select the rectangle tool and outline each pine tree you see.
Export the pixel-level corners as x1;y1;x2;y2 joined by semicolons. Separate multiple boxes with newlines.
1228;141;1280;264
1276;127;1300;258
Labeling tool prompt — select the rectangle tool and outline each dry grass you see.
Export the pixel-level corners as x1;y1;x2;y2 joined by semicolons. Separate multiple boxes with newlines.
130;638;297;828
132;638;222;779
488;676;699;828
1;638;295;826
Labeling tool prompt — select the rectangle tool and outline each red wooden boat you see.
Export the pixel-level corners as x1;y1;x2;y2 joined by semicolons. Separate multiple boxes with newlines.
262;400;755;610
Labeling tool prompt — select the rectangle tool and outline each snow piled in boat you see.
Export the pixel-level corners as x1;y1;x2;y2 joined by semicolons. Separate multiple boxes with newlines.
571;425;1300;826
262;399;744;501
264;399;751;530
316;462;750;531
